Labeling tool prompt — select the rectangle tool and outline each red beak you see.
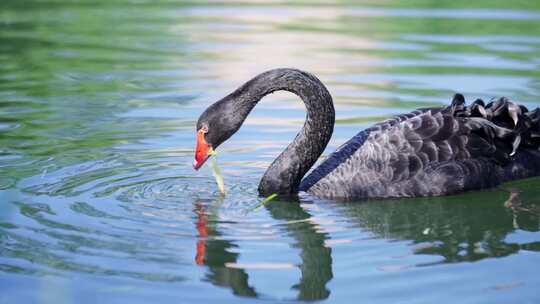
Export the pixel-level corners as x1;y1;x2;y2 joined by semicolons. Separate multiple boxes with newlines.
193;129;211;170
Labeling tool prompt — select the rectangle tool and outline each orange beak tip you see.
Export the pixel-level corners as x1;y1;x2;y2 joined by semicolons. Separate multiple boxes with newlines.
193;156;208;170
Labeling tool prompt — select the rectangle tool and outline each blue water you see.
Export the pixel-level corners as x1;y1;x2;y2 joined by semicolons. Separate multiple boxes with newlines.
1;1;539;303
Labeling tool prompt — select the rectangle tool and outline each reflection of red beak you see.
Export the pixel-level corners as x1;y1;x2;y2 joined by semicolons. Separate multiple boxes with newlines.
193;130;211;170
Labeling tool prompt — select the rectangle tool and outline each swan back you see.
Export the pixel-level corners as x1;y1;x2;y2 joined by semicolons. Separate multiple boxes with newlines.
301;95;540;199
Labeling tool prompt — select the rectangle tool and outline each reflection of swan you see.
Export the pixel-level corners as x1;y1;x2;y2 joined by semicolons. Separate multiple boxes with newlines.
335;190;540;263
194;68;540;199
193;200;257;297
193;199;333;301
264;200;333;301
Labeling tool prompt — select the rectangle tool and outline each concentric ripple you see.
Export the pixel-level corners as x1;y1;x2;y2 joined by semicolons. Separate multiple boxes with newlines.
1;152;285;283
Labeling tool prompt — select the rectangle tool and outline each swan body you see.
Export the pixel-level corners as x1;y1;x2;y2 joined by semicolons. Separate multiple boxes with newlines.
194;68;540;200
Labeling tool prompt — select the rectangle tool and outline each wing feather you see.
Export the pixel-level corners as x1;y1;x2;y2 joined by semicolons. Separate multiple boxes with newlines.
303;94;540;199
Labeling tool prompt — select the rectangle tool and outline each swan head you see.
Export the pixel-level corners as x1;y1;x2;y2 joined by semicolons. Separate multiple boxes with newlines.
193;97;245;170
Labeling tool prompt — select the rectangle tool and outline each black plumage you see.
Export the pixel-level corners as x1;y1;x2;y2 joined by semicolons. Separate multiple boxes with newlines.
302;94;540;199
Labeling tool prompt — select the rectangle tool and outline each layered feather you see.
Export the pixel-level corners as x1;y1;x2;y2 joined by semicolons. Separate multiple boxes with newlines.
300;94;540;199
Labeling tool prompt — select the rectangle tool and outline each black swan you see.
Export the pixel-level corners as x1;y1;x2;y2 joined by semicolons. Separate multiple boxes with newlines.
193;68;540;200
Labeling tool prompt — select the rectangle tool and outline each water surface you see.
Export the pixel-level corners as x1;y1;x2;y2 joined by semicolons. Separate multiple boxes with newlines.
1;1;540;303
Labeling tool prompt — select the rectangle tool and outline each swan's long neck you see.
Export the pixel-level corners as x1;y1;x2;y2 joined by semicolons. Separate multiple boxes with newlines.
229;69;335;196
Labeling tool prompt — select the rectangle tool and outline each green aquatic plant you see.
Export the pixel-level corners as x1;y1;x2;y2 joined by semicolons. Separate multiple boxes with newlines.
252;193;278;211
208;150;279;209
208;150;226;195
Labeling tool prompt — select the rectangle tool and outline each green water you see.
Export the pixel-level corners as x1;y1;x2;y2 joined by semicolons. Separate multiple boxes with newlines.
1;1;540;303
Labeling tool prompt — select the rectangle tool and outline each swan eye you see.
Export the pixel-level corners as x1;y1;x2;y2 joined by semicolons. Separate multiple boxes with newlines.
200;123;209;133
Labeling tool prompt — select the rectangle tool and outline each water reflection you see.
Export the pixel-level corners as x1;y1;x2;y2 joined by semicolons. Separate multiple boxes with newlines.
265;200;333;301
194;199;258;297
336;188;540;264
191;186;539;300
194;199;333;301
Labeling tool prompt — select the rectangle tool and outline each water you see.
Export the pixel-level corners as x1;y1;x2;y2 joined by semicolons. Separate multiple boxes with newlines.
1;1;540;303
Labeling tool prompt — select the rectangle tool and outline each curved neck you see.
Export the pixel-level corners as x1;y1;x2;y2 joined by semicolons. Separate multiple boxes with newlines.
229;69;335;196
